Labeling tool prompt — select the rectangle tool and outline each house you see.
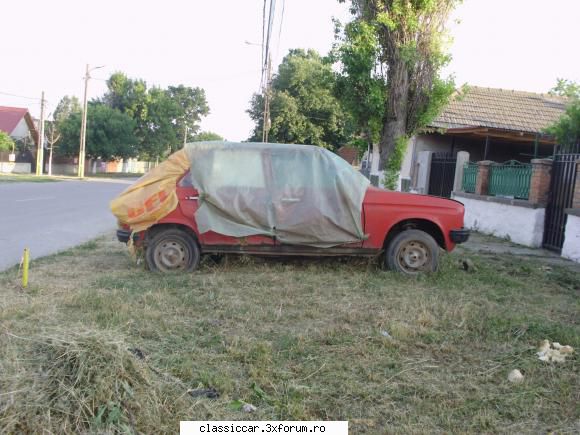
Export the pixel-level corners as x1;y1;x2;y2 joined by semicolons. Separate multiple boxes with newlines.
363;86;568;190
0;106;39;147
0;106;39;173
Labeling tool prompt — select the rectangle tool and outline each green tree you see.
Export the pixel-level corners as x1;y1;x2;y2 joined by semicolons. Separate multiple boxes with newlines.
546;100;580;150
58;103;137;160
340;0;458;187
53;95;82;123
549;78;580;99
546;79;579;152
167;85;210;145
332;19;386;153
191;131;224;141
102;73;209;159
0;131;15;152
248;49;349;149
103;72;149;119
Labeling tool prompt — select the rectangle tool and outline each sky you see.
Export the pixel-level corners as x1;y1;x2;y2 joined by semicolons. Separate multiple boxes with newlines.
1;0;578;141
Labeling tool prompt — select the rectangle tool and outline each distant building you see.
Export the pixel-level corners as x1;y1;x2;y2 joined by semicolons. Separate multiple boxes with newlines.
0;106;39;147
337;146;360;167
0;106;39;173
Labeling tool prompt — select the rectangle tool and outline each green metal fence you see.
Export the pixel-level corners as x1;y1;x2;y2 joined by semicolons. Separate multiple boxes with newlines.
461;162;478;193
488;160;532;199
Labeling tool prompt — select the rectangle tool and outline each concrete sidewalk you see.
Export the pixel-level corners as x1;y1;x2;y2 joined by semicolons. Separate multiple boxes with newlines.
455;232;580;270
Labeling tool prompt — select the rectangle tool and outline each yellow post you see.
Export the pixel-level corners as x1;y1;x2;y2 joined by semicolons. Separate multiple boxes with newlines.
22;248;29;288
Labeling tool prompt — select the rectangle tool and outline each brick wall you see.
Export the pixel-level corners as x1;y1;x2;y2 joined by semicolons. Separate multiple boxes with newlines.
474;161;493;195
528;159;553;205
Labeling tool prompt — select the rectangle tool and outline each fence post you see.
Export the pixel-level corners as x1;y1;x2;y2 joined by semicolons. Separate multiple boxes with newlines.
475;161;493;195
453;151;470;192
572;162;580;209
528;159;553;205
414;151;432;194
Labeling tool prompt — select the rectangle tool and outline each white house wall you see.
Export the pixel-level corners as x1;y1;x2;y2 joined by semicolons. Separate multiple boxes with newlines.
452;193;545;247
402;134;453;181
10;118;30;140
561;214;580;263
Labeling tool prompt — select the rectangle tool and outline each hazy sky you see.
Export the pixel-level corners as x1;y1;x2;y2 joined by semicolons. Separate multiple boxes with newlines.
1;0;578;141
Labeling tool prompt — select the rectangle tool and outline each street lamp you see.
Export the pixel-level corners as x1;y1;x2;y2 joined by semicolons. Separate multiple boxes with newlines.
78;64;104;178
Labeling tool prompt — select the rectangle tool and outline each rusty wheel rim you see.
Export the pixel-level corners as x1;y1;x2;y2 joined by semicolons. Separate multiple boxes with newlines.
153;238;190;272
397;240;430;273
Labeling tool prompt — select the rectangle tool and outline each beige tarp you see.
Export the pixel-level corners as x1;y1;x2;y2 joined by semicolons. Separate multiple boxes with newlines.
185;142;369;247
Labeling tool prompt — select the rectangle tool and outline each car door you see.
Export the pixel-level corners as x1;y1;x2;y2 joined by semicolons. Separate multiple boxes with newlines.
190;152;275;248
269;149;363;249
176;170;200;227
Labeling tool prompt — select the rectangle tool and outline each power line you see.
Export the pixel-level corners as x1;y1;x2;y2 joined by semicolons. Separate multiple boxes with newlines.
261;0;267;80
0;91;42;101
275;0;286;64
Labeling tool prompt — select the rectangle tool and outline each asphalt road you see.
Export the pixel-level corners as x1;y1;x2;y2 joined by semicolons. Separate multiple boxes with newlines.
0;179;134;271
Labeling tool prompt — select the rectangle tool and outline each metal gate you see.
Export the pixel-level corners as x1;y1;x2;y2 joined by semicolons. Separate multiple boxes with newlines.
428;152;456;198
543;151;580;252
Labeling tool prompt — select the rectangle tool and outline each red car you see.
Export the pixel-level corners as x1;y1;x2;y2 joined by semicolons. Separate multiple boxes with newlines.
114;142;468;275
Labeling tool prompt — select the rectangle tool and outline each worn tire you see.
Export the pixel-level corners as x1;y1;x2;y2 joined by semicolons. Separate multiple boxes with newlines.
145;229;200;273
385;229;439;275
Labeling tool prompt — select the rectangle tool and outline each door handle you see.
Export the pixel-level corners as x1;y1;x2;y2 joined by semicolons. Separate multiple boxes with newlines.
186;196;199;200
281;198;300;203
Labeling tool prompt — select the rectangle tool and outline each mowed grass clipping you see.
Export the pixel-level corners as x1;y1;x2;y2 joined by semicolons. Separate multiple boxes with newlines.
0;236;578;434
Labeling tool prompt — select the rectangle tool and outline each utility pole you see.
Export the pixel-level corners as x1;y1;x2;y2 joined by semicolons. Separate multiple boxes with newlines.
78;64;90;178
78;64;104;178
35;91;45;176
262;55;272;143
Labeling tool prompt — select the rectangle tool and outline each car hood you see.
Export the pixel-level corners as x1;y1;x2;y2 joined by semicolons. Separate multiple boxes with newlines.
364;186;464;210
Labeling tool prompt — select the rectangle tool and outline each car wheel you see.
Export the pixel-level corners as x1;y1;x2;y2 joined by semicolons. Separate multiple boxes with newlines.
385;229;439;275
145;229;200;273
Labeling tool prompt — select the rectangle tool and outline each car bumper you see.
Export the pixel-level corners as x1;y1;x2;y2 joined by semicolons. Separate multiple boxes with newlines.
116;229;132;244
450;228;470;244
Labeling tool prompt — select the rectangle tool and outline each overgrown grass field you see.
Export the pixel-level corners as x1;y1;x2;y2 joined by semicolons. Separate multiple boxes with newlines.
0;236;578;433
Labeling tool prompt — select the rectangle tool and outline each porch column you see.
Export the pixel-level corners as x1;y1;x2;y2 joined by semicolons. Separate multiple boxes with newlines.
528;159;553;205
414;151;432;194
474;160;493;196
483;136;490;160
453;151;470;192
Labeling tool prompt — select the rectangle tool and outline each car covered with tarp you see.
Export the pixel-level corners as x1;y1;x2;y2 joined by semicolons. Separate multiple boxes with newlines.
111;141;469;274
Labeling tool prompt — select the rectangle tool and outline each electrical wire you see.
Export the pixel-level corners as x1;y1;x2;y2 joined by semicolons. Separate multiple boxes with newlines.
261;0;267;74
0;91;42;101
274;0;286;65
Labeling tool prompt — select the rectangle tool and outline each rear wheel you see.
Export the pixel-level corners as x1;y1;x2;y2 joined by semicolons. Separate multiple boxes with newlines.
145;229;200;273
385;229;439;275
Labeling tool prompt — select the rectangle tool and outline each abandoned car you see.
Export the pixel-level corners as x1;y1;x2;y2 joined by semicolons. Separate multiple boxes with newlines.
111;141;469;274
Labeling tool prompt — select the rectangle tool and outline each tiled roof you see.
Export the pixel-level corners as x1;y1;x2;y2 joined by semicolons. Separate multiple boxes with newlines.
429;87;568;134
0;106;28;135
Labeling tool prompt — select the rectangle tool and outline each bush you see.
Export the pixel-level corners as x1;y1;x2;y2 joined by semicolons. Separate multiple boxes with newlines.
0;131;15;152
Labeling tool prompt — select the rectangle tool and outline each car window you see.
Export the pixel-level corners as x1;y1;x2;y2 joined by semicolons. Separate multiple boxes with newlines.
178;170;194;187
271;153;306;189
211;151;265;188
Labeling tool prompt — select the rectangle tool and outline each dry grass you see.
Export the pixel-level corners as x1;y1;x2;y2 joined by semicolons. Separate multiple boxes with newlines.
0;235;579;434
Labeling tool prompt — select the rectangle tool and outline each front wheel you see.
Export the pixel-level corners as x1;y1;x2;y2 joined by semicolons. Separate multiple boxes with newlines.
385;229;439;275
145;229;200;273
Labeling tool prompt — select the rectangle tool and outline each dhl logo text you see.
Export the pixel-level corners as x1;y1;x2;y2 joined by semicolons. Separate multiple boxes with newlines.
127;190;169;219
